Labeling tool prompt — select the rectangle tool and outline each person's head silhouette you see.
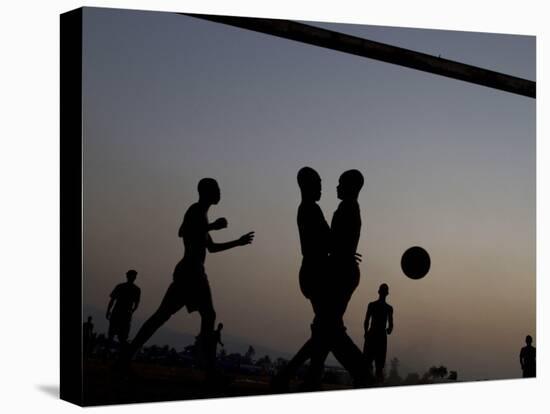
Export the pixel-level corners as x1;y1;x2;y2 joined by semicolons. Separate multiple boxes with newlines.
87;316;92;323
378;283;389;299
297;167;321;202
217;323;224;331
337;169;364;200
526;335;533;346
126;269;138;283
198;178;221;205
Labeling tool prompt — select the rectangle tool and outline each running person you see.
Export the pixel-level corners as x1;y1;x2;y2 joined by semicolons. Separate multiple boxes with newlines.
118;178;254;375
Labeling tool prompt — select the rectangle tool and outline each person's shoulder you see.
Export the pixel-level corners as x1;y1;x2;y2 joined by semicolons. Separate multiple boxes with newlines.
311;203;324;218
299;201;320;211
298;202;323;219
387;303;393;311
110;283;122;296
185;202;201;215
183;203;207;228
342;199;360;210
337;200;359;213
350;200;360;213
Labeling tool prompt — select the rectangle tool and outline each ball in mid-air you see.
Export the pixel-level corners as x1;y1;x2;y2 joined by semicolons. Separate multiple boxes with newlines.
401;246;430;279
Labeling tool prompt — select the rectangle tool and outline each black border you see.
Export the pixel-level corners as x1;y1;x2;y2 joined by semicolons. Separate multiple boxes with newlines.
60;7;84;406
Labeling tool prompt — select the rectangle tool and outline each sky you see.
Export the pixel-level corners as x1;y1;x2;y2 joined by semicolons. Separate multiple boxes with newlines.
82;7;535;381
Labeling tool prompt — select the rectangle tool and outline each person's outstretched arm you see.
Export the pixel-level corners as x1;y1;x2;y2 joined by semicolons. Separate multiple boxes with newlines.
387;306;394;335
207;232;254;253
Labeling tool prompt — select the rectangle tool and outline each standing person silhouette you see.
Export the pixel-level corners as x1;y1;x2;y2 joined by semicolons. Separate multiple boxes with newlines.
519;335;536;378
117;178;254;377
296;167;331;302
106;270;141;346
363;283;393;382
272;167;331;390
304;169;369;388
275;169;369;390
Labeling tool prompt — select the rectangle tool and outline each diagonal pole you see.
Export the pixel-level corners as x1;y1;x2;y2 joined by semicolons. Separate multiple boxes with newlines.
182;13;535;99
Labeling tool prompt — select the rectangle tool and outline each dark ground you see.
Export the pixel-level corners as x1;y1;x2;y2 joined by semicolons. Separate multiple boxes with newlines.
83;358;352;406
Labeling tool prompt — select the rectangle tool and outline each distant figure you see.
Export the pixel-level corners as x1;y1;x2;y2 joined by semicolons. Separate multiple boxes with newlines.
520;335;536;378
106;270;141;346
214;323;225;354
118;178;254;377
83;315;95;357
363;283;394;382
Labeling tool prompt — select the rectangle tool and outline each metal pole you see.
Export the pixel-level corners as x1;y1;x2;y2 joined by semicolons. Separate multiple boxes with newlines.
182;13;535;99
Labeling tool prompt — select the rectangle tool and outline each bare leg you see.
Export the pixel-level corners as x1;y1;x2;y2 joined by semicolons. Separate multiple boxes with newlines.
117;282;184;366
196;303;217;374
127;308;172;356
284;339;314;376
272;338;315;391
331;331;370;386
273;295;329;390
301;334;330;391
300;301;342;390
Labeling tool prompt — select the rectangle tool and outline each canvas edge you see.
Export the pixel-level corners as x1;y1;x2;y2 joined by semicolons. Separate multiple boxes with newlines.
60;7;84;407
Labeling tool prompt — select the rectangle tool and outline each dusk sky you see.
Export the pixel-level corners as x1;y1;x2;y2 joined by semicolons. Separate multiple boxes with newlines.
82;7;535;381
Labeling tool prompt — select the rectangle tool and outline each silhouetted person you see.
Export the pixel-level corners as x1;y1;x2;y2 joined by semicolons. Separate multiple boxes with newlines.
305;169;369;388
276;169;369;390
272;167;331;389
520;335;536;378
328;169;364;315
118;178;254;377
363;283;393;382
297;167;331;301
83;315;95;357
106;270;141;346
